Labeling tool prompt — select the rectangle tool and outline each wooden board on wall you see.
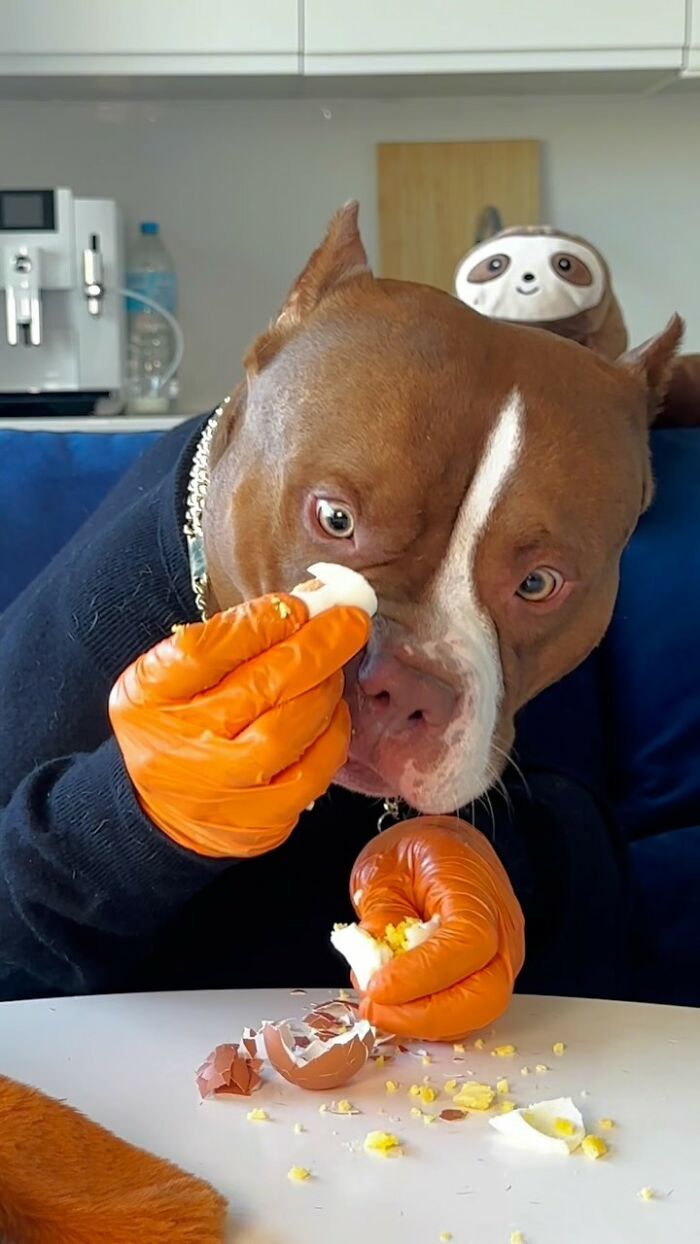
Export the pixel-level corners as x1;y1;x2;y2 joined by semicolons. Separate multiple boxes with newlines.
377;140;540;292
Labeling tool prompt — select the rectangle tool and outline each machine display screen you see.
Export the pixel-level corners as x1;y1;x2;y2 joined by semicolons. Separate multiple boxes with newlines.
0;190;55;231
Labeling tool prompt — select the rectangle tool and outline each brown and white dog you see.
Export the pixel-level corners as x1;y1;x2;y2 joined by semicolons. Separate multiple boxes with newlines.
203;204;681;816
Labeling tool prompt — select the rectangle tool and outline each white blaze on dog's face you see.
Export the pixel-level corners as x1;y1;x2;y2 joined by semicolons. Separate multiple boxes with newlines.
455;233;605;324
399;392;522;811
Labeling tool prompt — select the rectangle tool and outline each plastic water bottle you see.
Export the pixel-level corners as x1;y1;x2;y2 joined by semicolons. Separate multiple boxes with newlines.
125;221;178;414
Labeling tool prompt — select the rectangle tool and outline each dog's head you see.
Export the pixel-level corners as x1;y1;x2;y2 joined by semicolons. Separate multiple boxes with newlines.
205;204;682;814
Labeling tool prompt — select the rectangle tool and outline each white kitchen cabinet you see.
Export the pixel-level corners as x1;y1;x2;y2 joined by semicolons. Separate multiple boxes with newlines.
685;0;700;74
303;0;687;75
0;0;300;75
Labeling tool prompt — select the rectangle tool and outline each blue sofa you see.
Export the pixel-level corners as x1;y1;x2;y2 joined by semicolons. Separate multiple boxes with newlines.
1;423;699;1003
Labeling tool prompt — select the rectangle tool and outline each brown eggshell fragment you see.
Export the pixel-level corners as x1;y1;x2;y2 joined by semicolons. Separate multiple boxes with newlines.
239;1026;263;1060
262;1017;374;1091
195;1041;262;1098
303;1000;359;1039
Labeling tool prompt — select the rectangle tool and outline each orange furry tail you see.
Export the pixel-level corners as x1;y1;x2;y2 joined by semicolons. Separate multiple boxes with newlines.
0;1074;227;1243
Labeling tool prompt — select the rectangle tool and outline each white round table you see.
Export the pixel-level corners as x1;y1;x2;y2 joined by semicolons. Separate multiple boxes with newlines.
2;990;698;1243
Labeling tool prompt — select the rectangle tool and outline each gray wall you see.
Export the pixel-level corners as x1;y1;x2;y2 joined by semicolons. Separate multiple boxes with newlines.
1;92;698;412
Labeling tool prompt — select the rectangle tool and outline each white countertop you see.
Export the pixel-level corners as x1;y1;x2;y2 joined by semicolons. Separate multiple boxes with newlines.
0;414;190;432
2;989;697;1244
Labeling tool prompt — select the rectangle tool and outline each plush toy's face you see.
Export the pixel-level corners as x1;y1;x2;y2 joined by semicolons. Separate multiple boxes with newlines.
455;233;606;324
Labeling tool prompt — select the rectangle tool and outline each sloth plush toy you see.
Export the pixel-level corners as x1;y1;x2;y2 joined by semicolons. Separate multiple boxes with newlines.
454;225;700;427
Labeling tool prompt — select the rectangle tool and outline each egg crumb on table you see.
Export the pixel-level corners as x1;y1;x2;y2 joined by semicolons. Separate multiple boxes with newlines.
334;1099;355;1115
374;1054;385;1068
293;1123;305;1134
363;1130;402;1157
535;1064;548;1073
510;1233;525;1244
499;1100;516;1114
452;1081;495;1111
444;1078;458;1093
552;1042;566;1055
287;1166;311;1183
439;1233;453;1241
496;1078;510;1095
599;1117;615;1130
581;1135;608;1160
492;1045;516;1057
385;1080;400;1094
639;1187;655;1201
247;1108;269;1122
453;1043;465;1053
520;1067;531;1077
474;1038;486;1050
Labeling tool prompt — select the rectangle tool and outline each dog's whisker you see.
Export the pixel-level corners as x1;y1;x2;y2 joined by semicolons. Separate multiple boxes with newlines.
475;788;497;843
492;741;531;800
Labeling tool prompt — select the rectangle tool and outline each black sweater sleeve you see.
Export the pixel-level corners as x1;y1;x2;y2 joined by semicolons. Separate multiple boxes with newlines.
0;419;226;1000
0;741;226;998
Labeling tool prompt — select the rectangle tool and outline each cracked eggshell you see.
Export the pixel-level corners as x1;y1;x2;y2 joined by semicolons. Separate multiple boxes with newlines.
262;1017;374;1091
291;563;378;620
303;1000;360;1038
489;1096;585;1156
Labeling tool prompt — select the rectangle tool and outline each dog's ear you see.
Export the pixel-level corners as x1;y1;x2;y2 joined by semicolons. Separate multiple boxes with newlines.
618;314;684;424
245;202;371;376
276;201;370;329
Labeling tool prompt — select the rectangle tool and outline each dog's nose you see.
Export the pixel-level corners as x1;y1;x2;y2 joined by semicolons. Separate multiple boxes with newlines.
358;649;458;734
521;271;536;283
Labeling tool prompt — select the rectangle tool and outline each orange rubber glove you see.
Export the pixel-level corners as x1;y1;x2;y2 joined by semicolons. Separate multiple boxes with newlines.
109;594;369;858
351;817;525;1042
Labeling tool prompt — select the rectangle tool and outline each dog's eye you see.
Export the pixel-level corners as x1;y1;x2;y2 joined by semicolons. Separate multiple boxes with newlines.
516;568;563;602
316;500;355;539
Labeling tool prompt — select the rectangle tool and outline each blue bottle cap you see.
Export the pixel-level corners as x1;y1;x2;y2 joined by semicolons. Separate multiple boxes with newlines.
140;222;160;235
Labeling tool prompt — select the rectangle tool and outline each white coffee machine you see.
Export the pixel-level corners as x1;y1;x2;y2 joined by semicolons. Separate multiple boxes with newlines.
0;188;124;415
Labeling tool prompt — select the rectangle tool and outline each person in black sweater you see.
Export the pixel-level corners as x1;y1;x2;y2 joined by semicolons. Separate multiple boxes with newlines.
0;413;627;1006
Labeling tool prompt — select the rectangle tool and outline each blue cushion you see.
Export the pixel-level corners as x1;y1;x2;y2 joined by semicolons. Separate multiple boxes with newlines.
0;429;159;613
601;428;700;840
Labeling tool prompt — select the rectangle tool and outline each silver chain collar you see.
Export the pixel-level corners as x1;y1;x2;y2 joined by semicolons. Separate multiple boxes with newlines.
183;400;227;621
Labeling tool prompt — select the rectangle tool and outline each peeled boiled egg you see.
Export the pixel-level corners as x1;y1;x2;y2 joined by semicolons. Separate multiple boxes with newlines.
291;563;378;619
331;916;440;990
489;1096;586;1156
